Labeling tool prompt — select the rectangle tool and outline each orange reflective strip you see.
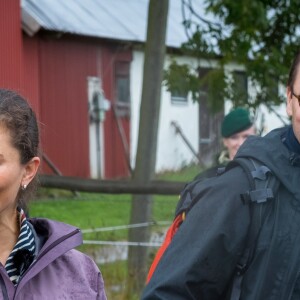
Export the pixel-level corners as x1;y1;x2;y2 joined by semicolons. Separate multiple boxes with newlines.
146;213;184;283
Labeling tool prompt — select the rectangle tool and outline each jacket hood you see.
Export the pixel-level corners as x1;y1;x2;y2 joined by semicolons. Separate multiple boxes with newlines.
16;218;83;291
29;218;82;253
235;126;300;200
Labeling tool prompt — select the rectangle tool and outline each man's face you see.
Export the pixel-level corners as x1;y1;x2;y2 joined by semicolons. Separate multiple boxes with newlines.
287;68;300;143
223;126;256;160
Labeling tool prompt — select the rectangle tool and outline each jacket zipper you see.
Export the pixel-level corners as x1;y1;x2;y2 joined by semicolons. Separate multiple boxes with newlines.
15;228;80;295
33;228;81;262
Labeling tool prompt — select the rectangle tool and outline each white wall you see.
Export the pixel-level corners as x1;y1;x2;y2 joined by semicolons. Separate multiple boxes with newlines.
130;50;290;174
248;79;290;135
130;51;199;173
224;99;289;137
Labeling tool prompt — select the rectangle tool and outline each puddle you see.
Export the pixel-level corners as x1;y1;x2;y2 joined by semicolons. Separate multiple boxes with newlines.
85;229;167;264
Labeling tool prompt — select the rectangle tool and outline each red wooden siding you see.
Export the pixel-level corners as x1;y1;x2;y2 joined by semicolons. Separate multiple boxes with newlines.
38;37;99;177
22;35;40;116
0;0;22;90
101;46;132;178
0;1;132;179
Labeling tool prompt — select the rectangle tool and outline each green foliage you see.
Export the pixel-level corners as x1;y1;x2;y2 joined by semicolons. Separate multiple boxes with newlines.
164;60;228;112
166;0;300;112
201;68;228;112
164;61;194;98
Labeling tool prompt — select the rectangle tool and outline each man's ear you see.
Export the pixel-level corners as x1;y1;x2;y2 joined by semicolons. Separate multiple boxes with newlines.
286;86;293;117
22;157;40;187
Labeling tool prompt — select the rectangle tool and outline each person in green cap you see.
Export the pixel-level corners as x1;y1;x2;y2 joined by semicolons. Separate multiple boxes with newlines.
195;107;256;180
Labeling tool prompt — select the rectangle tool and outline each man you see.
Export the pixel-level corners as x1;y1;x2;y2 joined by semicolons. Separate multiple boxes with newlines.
142;50;300;299
195;107;256;180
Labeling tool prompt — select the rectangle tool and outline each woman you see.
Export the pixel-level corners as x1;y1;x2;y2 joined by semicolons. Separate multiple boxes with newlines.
0;89;107;299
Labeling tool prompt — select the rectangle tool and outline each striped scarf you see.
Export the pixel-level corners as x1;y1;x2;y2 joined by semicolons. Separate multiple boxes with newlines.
5;208;36;285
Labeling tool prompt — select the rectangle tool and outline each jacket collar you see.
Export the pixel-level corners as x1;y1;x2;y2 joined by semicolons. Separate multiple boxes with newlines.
15;218;82;294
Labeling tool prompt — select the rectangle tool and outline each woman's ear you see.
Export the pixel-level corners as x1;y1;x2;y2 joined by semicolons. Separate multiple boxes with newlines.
22;157;40;186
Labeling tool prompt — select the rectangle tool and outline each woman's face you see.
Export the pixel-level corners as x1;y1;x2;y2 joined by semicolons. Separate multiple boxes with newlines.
0;125;26;215
223;126;256;160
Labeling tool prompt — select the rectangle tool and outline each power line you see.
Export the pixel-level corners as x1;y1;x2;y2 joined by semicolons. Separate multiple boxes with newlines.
81;221;171;233
83;240;162;247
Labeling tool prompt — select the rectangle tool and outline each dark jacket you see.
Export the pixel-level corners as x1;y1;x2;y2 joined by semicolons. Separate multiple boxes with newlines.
0;218;107;300
142;126;300;300
194;163;225;181
194;150;229;181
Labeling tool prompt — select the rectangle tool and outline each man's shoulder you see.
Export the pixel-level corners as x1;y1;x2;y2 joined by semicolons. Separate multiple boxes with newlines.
187;163;251;203
194;164;225;181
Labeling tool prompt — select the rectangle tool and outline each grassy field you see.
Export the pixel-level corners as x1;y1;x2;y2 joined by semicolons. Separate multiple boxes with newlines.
30;163;200;234
29;163;201;299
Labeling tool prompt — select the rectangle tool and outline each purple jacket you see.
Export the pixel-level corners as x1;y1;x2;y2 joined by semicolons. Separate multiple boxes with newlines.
0;218;107;300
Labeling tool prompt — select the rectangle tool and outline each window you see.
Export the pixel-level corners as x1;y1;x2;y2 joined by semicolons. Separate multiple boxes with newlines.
116;76;129;104
115;62;130;117
171;90;188;104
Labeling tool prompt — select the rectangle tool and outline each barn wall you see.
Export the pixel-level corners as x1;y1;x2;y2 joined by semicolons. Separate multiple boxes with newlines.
22;35;40;115
0;0;23;90
101;45;132;178
38;36;99;177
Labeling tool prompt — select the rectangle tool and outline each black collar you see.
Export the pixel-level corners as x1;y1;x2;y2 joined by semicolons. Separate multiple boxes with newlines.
282;126;300;155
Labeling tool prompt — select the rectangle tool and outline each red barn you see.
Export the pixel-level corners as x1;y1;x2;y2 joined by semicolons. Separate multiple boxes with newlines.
1;0;234;178
0;0;132;179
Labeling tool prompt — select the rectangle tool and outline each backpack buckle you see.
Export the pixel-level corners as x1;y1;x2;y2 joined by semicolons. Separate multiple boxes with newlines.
241;188;274;204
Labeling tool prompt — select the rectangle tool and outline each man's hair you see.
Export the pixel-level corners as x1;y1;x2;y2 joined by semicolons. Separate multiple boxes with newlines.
287;51;300;90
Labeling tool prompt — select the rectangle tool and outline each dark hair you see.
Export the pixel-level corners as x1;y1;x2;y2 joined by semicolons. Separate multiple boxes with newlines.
287;51;300;90
0;89;40;209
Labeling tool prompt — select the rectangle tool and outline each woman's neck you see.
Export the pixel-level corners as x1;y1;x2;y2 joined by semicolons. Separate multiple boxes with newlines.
0;209;19;265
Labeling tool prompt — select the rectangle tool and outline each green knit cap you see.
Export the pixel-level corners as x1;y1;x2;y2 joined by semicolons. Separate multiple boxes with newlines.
221;107;253;138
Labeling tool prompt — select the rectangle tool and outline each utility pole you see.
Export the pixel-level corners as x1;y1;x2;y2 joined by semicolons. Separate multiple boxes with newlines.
126;0;169;298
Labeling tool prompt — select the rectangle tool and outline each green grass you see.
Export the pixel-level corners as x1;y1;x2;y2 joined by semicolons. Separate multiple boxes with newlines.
30;193;178;240
99;260;128;300
30;163;200;230
156;163;200;181
30;194;131;232
29;163;201;299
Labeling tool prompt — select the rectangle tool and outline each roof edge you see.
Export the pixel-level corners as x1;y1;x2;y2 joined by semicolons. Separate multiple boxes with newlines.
21;9;41;36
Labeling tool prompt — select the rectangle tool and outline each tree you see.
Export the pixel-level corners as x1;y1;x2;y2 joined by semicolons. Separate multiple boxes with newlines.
125;0;169;298
165;0;300;116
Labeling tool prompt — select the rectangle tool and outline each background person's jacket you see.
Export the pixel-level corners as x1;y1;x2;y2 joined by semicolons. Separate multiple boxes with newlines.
0;219;107;300
194;150;230;181
142;126;300;300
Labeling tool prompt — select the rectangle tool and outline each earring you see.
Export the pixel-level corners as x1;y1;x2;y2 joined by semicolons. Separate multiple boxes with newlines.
21;184;27;191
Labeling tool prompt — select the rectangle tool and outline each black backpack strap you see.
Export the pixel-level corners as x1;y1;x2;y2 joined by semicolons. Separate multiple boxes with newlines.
240;159;279;205
226;157;280;300
175;179;201;216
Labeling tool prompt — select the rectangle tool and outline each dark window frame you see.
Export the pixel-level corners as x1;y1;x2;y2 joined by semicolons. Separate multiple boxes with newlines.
114;61;131;117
